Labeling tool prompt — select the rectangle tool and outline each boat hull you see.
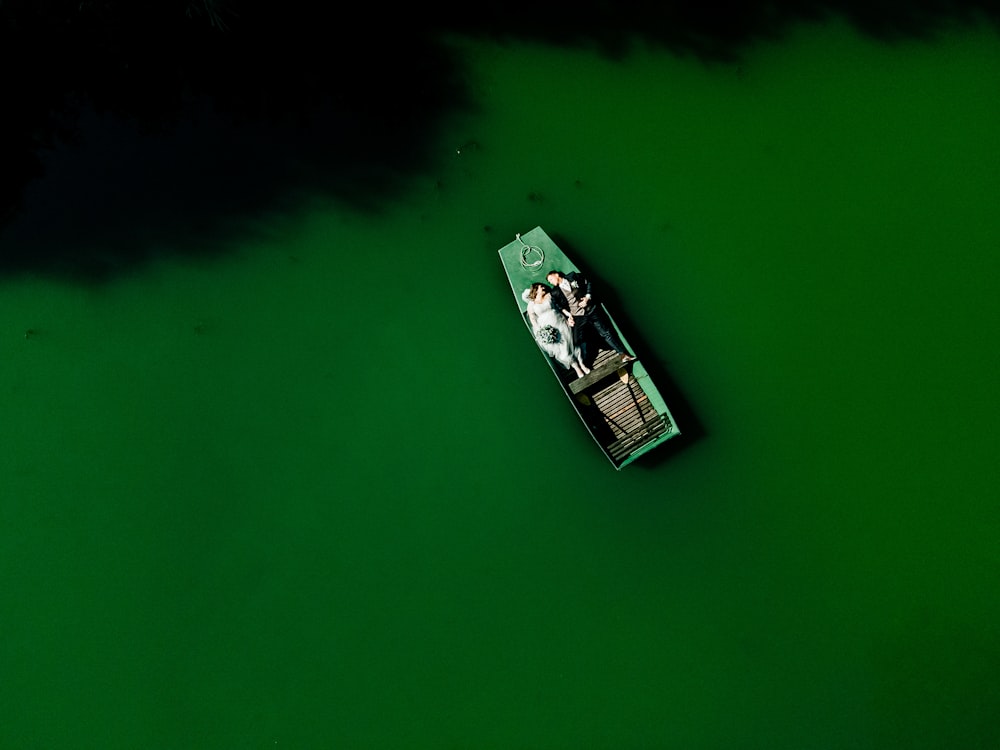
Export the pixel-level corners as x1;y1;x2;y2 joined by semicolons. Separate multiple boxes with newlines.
498;227;680;468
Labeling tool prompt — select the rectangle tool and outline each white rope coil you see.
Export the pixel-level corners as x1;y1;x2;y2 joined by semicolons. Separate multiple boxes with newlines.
516;233;544;269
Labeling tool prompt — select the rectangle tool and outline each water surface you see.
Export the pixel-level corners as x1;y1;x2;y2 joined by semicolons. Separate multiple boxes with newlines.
2;19;999;749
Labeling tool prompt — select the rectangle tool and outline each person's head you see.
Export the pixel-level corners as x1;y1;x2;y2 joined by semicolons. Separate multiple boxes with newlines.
528;282;549;302
546;271;564;286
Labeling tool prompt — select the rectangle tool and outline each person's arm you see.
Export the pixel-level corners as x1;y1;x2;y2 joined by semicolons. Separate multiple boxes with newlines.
550;289;570;317
575;273;593;307
558;298;576;327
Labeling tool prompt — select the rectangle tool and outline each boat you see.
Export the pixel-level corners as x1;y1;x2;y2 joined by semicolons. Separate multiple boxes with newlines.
498;227;680;469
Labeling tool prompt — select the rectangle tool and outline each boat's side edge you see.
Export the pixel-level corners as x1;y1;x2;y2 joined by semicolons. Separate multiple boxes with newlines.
601;305;682;439
524;329;623;470
498;229;620;468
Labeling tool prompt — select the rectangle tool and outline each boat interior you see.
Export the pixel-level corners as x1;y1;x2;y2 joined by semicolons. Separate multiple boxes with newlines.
527;313;673;465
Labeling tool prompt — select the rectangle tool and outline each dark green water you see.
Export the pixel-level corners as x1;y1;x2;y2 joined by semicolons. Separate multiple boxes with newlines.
3;21;999;749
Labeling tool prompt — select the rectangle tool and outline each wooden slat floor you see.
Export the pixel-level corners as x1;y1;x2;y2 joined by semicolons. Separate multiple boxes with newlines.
586;349;659;438
553;346;669;463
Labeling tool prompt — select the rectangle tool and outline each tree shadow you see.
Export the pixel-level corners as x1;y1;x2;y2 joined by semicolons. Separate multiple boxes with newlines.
434;0;1000;58
0;2;467;280
2;0;997;281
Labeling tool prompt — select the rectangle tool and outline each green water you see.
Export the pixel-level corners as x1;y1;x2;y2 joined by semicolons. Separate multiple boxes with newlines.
3;20;999;749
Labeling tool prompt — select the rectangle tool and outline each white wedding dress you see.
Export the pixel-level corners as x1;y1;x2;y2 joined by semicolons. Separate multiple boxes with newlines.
527;297;579;371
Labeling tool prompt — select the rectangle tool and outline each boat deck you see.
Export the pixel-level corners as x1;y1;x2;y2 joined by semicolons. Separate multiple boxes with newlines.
554;347;673;465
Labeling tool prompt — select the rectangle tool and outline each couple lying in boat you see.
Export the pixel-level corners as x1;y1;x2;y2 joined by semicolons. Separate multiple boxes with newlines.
522;269;636;379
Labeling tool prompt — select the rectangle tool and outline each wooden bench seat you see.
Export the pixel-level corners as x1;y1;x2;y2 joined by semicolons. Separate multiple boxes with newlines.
608;415;671;461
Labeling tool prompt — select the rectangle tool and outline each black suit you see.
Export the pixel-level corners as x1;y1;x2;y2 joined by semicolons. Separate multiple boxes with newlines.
549;271;627;357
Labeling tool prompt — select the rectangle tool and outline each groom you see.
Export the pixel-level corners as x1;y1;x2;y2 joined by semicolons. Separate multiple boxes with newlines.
546;269;636;363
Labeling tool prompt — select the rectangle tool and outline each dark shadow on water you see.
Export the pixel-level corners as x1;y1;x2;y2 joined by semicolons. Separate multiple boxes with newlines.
2;0;998;281
438;0;1000;57
0;2;466;281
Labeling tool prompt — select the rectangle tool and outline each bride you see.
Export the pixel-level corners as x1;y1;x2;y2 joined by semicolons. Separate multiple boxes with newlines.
523;283;590;379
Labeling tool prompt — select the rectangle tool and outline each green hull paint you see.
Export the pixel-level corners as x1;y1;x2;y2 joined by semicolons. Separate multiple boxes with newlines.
498;227;680;469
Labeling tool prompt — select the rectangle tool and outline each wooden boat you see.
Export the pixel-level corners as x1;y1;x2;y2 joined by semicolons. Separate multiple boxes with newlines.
498;227;680;469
